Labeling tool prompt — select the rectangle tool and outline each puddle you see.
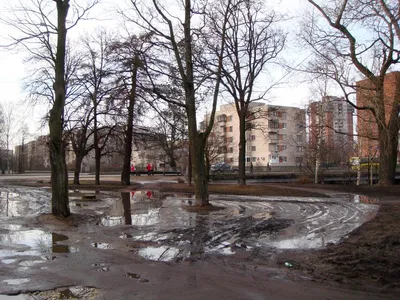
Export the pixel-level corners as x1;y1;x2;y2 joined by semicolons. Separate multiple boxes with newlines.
138;246;180;262
0;230;77;259
0;188;49;216
2;278;30;285
91;242;113;249
98;191;379;260
0;295;29;299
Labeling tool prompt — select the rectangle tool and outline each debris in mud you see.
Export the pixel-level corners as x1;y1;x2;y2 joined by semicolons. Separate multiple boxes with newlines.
28;286;100;300
126;272;150;283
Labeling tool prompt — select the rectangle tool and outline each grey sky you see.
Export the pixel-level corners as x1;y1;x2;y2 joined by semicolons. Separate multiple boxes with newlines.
0;0;313;143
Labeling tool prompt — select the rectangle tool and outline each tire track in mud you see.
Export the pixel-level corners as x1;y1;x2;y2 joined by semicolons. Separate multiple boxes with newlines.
129;195;378;261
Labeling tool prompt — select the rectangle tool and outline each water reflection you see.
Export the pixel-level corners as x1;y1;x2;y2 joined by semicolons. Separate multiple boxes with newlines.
0;191;22;216
122;192;132;225
101;191;193;227
0;188;49;216
100;190;379;260
0;230;76;259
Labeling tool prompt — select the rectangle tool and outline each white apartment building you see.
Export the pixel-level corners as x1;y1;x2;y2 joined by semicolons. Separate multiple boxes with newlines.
201;102;306;167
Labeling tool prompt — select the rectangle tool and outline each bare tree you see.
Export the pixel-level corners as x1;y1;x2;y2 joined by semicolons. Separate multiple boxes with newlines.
206;0;285;185
79;29;117;185
107;32;153;185
151;104;188;172
2;0;99;216
303;0;400;185
126;0;232;206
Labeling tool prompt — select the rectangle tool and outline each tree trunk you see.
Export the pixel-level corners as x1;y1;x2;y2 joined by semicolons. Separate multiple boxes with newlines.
188;142;192;186
191;135;209;206
95;147;101;185
93;100;101;185
49;0;70;217
378;129;398;185
238;111;246;185
169;155;177;172
121;58;138;185
73;153;83;185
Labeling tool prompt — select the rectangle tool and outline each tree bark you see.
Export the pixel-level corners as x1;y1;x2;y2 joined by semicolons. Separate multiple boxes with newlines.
49;0;70;217
238;110;247;185
378;128;398;185
190;134;209;206
73;153;83;185
121;55;138;185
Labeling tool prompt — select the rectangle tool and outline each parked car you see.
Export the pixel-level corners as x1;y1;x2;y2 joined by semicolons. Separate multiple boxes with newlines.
210;163;238;173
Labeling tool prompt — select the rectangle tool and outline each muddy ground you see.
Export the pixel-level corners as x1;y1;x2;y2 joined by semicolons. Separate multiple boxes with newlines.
158;181;400;295
0;176;399;299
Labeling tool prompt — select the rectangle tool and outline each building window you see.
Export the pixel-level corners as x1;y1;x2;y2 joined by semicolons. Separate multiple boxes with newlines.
296;146;303;152
296;135;302;141
270;145;278;152
252;157;257;162
227;115;233;121
229;126;233;132
280;123;287;129
246;157;251;162
270;134;278;141
229;157;234;163
281;112;287;120
217;114;227;122
229;147;233;153
269;120;279;128
251;135;256;140
278;134;287;141
279;156;287;163
251;146;256;151
278;145;287;151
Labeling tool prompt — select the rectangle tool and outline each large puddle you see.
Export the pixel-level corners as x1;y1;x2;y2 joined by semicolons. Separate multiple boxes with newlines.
98;191;378;261
0;187;379;264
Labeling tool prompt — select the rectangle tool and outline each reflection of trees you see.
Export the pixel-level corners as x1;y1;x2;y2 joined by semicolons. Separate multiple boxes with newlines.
51;233;69;253
121;192;132;225
0;191;10;216
188;214;208;258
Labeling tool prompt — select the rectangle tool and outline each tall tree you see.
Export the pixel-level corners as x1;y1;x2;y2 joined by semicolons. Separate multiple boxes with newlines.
127;0;232;206
108;33;153;185
2;0;98;216
206;0;285;185
303;0;400;185
80;29;114;185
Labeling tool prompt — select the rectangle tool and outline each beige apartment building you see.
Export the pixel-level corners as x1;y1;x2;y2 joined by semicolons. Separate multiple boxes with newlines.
201;103;306;167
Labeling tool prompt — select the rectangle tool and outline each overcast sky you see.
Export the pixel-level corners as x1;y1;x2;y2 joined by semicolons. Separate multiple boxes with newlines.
0;0;312;144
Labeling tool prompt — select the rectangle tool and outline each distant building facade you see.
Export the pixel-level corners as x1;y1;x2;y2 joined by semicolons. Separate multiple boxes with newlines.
308;96;354;164
200;102;307;167
356;71;400;160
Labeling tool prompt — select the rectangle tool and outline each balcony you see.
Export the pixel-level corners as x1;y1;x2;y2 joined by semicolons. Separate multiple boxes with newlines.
217;114;227;123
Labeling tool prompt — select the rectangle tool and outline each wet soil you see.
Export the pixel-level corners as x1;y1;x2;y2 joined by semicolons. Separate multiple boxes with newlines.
155;182;400;296
0;177;399;299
